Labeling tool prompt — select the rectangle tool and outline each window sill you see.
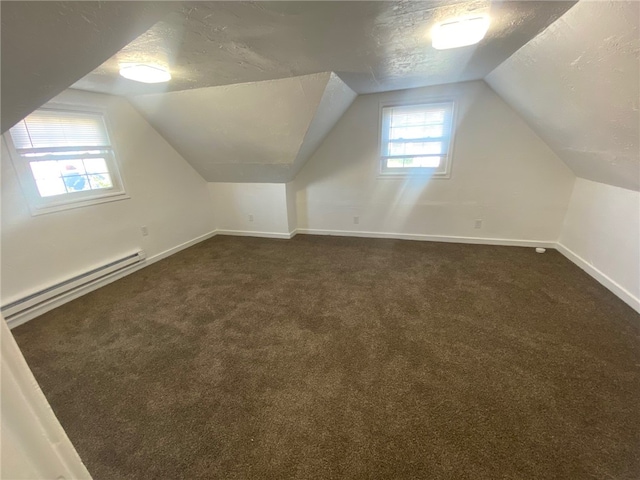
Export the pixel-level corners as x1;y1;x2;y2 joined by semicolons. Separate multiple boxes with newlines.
29;192;130;216
377;172;451;180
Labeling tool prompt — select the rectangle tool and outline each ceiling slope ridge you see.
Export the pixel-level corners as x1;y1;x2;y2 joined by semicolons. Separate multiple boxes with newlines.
130;72;358;183
485;0;640;191
131;72;334;100
289;73;358;182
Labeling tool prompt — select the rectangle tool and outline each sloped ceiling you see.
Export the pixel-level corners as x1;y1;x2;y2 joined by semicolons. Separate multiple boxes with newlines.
130;72;356;183
486;0;640;191
0;1;175;133
73;1;575;96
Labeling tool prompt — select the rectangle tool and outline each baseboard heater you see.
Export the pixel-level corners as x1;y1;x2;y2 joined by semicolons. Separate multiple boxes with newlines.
2;251;146;321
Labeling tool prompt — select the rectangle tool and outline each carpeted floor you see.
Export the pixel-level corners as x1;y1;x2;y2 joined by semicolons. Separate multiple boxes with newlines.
12;235;640;479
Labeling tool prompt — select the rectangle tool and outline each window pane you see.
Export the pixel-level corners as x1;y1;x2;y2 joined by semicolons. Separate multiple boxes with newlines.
390;125;443;140
388;142;404;156
408;142;443;155
35;177;67;197
83;157;109;174
59;159;86;176
30;161;61;180
388;141;444;156
389;108;445;127
386;158;404;168
63;175;90;192
414;157;441;168
390;113;426;127
402;157;422;168
88;173;113;190
385;156;442;169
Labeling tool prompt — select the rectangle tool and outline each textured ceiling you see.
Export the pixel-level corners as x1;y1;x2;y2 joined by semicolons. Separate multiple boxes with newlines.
5;0;634;190
130;73;356;182
0;1;175;133
73;1;576;96
487;0;640;191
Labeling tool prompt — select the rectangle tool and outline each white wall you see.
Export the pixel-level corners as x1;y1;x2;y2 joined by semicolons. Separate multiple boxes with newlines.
285;182;298;234
558;178;640;312
1;89;215;305
208;182;293;238
293;80;575;244
1;317;91;479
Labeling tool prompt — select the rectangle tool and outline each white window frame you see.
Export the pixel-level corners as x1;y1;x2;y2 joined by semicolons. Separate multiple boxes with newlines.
378;98;456;178
3;103;129;216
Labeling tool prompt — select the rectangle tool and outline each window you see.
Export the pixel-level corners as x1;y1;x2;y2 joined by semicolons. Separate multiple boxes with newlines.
380;101;455;177
5;106;127;214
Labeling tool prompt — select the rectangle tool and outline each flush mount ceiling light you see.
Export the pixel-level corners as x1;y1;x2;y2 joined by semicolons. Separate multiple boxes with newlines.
119;63;172;83
432;14;491;50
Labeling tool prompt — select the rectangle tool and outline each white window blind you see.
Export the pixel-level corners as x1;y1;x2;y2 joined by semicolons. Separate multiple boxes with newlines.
10;109;110;151
380;101;454;176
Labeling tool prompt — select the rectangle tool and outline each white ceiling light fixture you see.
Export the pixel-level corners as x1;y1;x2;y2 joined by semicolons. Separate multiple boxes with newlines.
432;14;491;50
119;63;172;83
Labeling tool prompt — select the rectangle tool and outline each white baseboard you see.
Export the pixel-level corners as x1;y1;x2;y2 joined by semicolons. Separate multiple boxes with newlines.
556;243;640;314
146;230;218;264
6;230;218;329
7;229;637;328
216;229;295;240
294;228;556;248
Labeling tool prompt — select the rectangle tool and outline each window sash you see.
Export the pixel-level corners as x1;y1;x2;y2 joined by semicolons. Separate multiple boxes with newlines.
380;101;454;175
381;154;448;160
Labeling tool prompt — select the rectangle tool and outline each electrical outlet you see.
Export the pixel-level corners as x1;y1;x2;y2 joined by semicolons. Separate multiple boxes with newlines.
474;219;482;229
248;214;254;222
141;225;149;237
354;216;360;225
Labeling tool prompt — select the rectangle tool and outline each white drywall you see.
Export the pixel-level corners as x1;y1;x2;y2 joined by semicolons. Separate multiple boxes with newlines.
285;182;298;234
209;183;293;238
486;0;640;191
293;80;575;243
1;317;92;479
1;89;215;306
558;178;640;312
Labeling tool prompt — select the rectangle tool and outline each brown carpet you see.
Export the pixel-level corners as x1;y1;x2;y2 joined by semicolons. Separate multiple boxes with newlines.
12;235;640;479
